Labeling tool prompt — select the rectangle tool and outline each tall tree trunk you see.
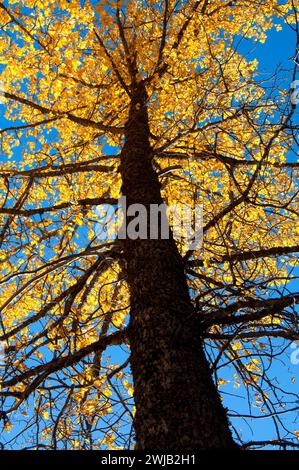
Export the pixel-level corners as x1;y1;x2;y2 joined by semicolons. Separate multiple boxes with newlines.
119;81;237;450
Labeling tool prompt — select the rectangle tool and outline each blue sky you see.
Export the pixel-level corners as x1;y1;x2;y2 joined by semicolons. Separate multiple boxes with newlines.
216;21;299;447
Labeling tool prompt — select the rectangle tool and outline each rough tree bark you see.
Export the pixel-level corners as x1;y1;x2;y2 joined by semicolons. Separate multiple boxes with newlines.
119;80;237;449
